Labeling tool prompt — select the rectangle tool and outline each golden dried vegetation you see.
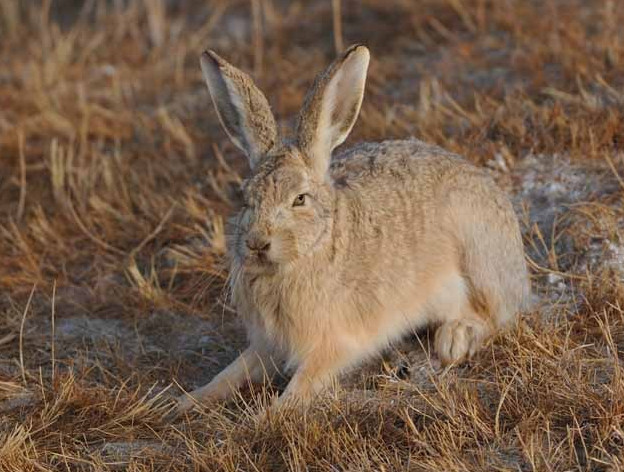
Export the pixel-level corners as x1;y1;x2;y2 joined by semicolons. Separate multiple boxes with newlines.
1;0;624;470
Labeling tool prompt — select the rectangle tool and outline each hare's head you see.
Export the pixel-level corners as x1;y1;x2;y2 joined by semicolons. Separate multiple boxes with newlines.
200;45;370;270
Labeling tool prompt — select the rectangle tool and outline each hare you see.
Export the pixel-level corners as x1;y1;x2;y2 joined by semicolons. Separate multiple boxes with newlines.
177;45;530;414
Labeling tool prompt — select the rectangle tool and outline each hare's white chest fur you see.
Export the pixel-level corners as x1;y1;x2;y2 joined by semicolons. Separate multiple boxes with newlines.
176;45;530;414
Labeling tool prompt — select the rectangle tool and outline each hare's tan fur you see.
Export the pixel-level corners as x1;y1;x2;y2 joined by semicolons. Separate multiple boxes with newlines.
177;45;530;413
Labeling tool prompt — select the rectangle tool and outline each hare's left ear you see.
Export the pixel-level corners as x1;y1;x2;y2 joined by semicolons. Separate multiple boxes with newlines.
296;45;370;178
200;50;277;169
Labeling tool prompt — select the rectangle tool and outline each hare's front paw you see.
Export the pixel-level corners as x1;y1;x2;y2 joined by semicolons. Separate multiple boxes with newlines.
434;318;489;366
174;393;203;417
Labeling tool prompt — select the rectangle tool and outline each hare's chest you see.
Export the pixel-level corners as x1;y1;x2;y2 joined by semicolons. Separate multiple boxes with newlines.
236;273;325;356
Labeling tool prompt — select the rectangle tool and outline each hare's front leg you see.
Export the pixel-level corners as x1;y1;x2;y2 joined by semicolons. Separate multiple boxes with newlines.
275;351;341;409
177;345;276;414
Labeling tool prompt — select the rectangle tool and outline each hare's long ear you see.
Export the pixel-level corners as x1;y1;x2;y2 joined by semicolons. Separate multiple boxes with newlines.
200;51;277;169
296;45;370;178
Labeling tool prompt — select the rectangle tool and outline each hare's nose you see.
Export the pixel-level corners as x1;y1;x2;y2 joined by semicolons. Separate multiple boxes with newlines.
245;235;271;253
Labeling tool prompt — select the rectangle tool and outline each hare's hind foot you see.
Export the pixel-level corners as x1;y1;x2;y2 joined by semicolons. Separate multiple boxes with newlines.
434;317;490;367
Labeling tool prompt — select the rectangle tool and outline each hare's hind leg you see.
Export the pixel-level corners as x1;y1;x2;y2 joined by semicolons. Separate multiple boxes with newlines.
434;312;492;366
177;345;277;414
427;271;493;366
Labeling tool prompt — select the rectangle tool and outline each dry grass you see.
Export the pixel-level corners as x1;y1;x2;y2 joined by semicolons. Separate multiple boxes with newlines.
1;0;624;470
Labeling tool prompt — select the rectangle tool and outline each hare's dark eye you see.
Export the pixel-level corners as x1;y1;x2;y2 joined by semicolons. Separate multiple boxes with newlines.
292;194;306;207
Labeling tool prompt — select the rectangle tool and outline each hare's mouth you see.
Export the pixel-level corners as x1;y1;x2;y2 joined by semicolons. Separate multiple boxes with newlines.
240;252;278;272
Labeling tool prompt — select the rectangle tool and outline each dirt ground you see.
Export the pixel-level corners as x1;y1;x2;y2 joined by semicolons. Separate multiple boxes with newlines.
1;0;624;470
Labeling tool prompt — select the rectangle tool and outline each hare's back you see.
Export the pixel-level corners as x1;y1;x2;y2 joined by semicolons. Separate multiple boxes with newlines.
330;138;530;322
330;138;476;192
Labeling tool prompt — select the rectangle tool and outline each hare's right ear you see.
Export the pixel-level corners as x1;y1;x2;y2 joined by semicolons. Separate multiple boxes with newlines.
200;51;278;169
296;45;370;178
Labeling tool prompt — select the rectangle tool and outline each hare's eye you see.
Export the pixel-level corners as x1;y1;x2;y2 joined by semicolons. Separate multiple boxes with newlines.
292;194;306;207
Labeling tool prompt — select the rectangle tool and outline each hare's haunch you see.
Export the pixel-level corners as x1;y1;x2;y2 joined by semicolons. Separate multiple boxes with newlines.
177;45;530;414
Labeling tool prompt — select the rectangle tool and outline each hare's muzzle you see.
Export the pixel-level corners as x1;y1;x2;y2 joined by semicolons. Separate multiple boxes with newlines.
245;231;271;255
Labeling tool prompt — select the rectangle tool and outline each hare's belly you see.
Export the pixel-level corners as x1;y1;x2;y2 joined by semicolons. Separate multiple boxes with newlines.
309;268;467;369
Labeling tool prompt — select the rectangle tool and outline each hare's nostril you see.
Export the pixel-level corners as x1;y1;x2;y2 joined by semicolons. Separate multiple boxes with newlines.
245;236;271;253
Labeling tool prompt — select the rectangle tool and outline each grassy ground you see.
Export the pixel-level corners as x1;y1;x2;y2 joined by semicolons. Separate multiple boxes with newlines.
1;0;624;470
